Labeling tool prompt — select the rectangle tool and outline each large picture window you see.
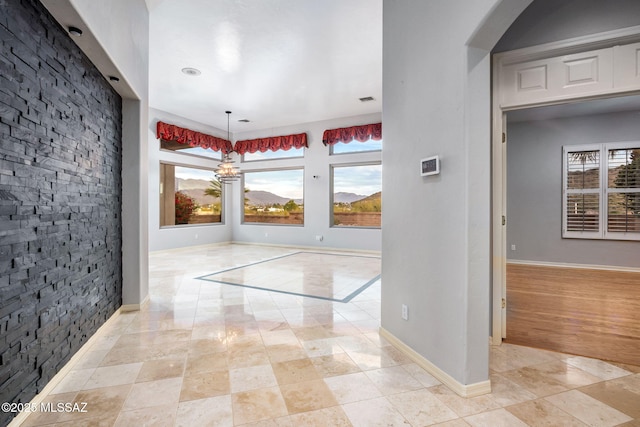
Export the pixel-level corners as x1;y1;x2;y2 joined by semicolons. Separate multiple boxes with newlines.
332;163;381;228
243;169;304;225
160;163;223;227
563;143;640;240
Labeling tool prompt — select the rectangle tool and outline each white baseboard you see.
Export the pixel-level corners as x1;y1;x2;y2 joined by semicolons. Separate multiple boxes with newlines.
149;240;232;255
507;259;640;273
120;294;149;312
231;240;381;256
8;308;124;427
379;327;492;398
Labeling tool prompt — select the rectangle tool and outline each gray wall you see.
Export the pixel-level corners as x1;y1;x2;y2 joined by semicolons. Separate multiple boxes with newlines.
494;0;640;52
0;0;122;423
381;0;528;387
507;111;640;268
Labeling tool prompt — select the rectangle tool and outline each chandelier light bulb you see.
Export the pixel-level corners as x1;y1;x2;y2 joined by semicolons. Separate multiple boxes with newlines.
215;111;241;184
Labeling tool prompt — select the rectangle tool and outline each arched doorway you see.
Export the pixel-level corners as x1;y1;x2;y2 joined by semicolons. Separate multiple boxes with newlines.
489;2;640;363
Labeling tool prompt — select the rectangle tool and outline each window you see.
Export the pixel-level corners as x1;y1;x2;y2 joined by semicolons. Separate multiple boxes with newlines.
332;163;381;228
331;138;382;155
563;143;640;240
322;122;381;153
243;169;304;225
242;147;304;162
160;140;222;160
160;163;223;227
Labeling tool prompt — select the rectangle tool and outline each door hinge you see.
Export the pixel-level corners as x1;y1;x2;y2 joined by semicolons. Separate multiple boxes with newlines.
502;215;506;226
502;132;506;143
501;298;506;309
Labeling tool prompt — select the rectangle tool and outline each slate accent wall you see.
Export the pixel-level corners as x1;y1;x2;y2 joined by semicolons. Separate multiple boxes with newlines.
0;0;122;423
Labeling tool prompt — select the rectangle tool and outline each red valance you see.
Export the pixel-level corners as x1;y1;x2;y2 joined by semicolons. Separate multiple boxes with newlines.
156;121;233;153
322;123;382;146
234;133;308;155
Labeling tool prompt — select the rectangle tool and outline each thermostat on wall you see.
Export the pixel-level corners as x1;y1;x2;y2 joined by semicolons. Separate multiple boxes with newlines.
420;155;440;176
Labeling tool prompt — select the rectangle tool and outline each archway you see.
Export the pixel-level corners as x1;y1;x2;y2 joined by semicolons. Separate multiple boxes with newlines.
488;1;640;358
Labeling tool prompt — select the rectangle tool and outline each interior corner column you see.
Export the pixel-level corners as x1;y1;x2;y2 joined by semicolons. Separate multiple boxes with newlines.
121;98;150;307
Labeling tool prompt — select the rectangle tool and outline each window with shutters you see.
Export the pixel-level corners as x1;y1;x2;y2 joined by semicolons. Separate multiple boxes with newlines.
563;143;640;240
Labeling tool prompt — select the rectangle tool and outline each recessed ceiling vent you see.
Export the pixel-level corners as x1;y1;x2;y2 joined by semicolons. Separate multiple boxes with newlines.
359;96;375;102
68;26;83;36
181;67;201;76
238;119;250;123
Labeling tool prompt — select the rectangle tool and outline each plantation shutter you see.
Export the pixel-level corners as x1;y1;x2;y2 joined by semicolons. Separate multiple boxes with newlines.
606;148;640;236
563;143;640;240
563;147;601;237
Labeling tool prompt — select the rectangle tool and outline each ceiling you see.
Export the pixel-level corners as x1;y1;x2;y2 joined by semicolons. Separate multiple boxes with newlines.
507;95;640;122
146;0;382;133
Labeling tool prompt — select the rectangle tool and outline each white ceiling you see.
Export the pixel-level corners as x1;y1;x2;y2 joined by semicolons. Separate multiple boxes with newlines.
507;95;640;122
146;0;382;133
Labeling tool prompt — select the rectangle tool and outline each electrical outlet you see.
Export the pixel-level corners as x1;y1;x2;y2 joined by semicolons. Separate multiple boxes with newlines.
195;234;198;240
315;235;323;241
401;304;408;320
511;244;516;251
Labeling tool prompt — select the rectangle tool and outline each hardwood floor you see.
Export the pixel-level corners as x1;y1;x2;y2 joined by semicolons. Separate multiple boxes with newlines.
506;263;640;366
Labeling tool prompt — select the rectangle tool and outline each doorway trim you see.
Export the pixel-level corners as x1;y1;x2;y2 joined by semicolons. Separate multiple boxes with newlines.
491;25;640;344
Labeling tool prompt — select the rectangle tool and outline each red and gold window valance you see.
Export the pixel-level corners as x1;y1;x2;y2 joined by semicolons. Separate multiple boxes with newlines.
156;121;233;154
322;123;382;146
234;133;308;155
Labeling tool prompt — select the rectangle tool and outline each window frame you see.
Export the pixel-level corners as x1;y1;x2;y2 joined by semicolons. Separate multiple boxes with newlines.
241;167;305;226
159;161;224;228
241;147;305;163
562;141;640;241
159;140;223;161
330;161;382;229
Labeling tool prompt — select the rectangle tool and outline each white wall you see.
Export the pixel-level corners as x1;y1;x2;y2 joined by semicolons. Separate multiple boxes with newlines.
148;109;234;251
381;0;531;387
232;113;382;252
68;0;150;98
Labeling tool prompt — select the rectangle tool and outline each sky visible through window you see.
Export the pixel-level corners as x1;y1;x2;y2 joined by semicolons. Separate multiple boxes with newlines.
173;155;382;200
244;169;304;199
175;166;214;181
176;165;382;197
334;164;381;196
332;139;382;154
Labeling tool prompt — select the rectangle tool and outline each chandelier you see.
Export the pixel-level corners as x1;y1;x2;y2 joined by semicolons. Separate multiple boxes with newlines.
215;110;241;184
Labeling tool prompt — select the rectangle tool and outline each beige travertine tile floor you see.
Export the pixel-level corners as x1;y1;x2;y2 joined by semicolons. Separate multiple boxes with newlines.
20;244;640;426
